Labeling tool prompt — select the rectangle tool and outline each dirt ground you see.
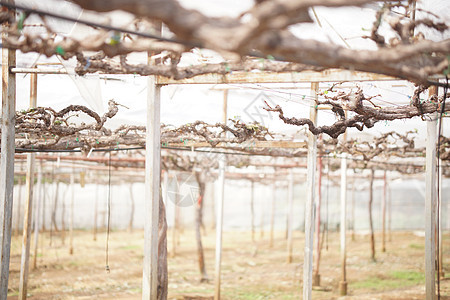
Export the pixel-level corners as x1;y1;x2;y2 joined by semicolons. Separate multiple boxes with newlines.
7;228;450;299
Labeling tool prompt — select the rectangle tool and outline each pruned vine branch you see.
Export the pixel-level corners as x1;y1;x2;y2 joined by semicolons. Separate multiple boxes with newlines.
265;86;448;138
3;102;274;152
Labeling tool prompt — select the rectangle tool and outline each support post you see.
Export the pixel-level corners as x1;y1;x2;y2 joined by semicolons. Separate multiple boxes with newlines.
15;178;22;236
269;180;276;248
438;159;444;279
163;170;169;205
128;183;135;233
339;153;348;295
69;174;74;255
425;111;437;300
382;171;387;252
214;158;226;300
142;74;161;300
214;90;227;300
18;71;37;300
172;176;179;257
250;181;255;243
369;169;376;262
32;167;42;270
41;176;46;232
313;154;322;286
93;184;99;241
303;82;318;300
351;179;356;241
0;11;16;297
286;168;294;263
19;155;35;300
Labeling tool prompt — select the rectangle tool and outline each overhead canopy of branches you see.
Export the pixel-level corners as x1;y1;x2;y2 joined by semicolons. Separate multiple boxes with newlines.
0;0;448;86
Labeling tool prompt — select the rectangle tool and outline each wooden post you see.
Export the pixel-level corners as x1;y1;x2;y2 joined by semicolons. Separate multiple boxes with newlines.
351;179;356;241
369;169;376;262
269;180;276;248
18;70;37;300
250;181;255;243
339;153;348;295
388;185;392;242
214;90;228;300
425;109;437;300
210;178;216;231
286;168;294;263
438;159;444;279
214;158;226;300
15;177;23;236
142;69;161;299
0;9;16;296
69;174;74;255
313;154;323;287
18;150;35;300
172;176;179;257
303;82;318;300
93;183;99;241
382;171;387;252
162;170;169;205
128;183;135;233
41;176;46;232
32;167;42;270
61;185;66;246
260;184;265;239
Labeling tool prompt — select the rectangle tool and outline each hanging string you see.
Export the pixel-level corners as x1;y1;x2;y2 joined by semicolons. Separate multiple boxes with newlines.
105;149;112;273
436;75;448;300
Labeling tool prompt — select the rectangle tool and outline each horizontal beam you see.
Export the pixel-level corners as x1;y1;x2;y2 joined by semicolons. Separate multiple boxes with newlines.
11;68;67;74
157;69;398;85
165;140;307;149
11;68;398;86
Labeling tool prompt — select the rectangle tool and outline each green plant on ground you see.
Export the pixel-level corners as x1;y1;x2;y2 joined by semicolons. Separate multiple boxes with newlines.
351;270;424;290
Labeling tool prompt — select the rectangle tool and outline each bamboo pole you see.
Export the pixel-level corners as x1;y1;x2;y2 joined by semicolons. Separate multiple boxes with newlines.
425;108;437;300
18;70;37;300
0;22;15;294
351;179;356;241
388;184;392;242
49;181;59;246
382;171;387;252
250;181;255;243
269;180;276;248
15;177;23;236
214;158;226;300
303;82;318;300
60;185;66;246
438;159;444;279
128;183;135;233
171;176;178;257
286;169;294;263
93;184;99;241
260;184;265;239
32;167;42;270
214;90;227;300
41;177;46;232
69;174;74;255
313;154;323;287
18;154;35;300
339;154;348;295
369;169;376;262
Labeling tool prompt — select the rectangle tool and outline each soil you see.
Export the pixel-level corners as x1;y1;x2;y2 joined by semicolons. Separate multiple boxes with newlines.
7;229;450;299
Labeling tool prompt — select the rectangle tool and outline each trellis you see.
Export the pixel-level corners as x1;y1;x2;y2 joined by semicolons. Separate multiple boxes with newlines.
0;62;444;300
0;7;447;300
